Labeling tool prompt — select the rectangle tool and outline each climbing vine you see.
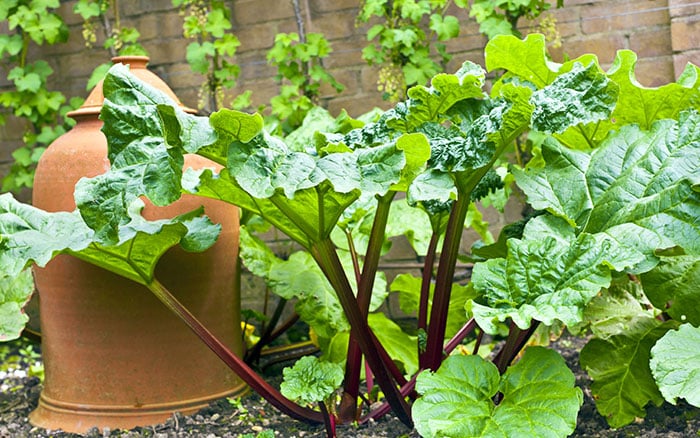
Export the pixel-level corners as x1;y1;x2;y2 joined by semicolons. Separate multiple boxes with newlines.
0;0;82;193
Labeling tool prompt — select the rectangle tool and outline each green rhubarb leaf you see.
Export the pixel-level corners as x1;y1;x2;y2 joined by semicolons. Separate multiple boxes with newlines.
579;319;677;428
514;111;700;266
640;255;700;326
368;312;418;376
413;346;582;438
582;278;657;340
650;323;700;407
607;51;700;130
0;193;93;276
183;168;359;248
404;61;486;127
280;356;344;405
0;193;218;286
77;64;220;243
485;33;598;89
529;62;618;134
267;251;349;339
0;269;34;342
467;215;640;333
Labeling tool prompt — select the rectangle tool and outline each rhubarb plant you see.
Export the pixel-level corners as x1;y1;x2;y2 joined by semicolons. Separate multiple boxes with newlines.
1;34;699;436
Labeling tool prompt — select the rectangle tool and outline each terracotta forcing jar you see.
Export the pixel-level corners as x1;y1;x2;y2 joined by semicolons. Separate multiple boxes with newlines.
29;56;246;433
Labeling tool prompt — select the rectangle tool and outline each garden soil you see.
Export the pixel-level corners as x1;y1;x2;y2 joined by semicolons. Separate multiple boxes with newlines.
1;335;698;438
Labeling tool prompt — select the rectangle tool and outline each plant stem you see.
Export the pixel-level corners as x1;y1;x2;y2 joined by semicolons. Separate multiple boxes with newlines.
245;298;289;363
146;279;324;424
311;238;413;428
417;231;439;368
423;193;471;371
319;401;336;438
338;193;395;422
493;321;541;374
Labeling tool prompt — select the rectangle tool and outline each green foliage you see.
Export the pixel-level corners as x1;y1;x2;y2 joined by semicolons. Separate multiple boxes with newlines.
266;32;343;134
357;0;467;101
280;356;344;405
174;0;242;112
0;269;33;341
650;324;700;408
413;347;582;437
0;0;80;192
73;0;149;91
470;0;563;40
1;33;699;434
580;318;676;428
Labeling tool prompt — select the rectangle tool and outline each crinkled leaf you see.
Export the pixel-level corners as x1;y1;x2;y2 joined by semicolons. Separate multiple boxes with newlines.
0;269;34;341
530;62;618;134
0;193;218;286
280;356;344;405
582;278;657;340
0;193;93;276
77;64;226;243
640;255;700;326
557;52;700;149
514;111;700;267
183;168;358;248
404;61;486;127
650;323;700;407
413;347;582;438
238;226;279;278
467;215;641;333
580;319;677;428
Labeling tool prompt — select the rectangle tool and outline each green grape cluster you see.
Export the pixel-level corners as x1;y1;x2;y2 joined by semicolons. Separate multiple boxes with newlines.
537;13;562;49
377;64;406;103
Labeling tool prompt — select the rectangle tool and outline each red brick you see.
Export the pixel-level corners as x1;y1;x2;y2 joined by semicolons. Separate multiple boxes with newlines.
312;10;360;39
322;40;365;69
629;28;673;58
674;50;700;77
671;17;700;52
561;32;629;66
234;0;295;26
632;56;676;86
582;0;668;34
235;22;279;52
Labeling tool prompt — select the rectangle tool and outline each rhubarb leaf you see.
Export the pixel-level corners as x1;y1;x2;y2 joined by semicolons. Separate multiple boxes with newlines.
579;319;677;427
78;65;260;243
514;111;700;267
529;62;618;134
413;346;581;437
640;255;700;326
0;193;218;286
467;216;639;333
0;269;33;341
607;51;700;131
404;61;486;127
650;323;700;407
268;251;350;339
